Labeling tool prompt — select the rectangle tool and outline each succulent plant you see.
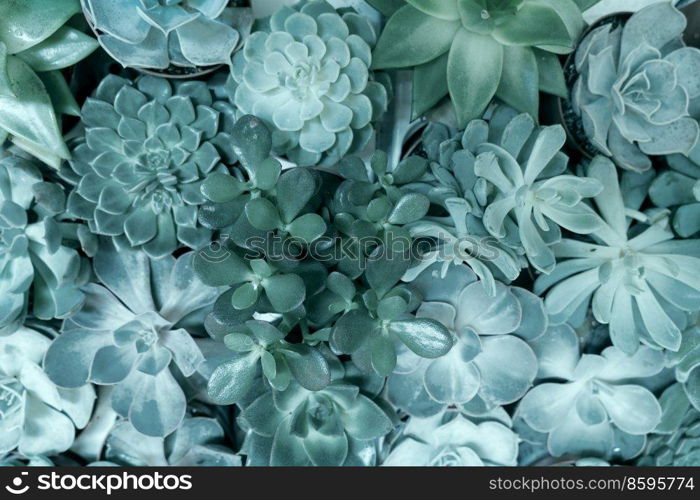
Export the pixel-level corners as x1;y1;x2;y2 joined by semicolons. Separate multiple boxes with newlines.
536;156;700;354
372;0;586;126
101;417;241;466
0;155;92;335
44;242;219;437
82;0;252;71
198;115;328;247
666;314;700;412
238;358;394;466
0;0;98;167
387;263;542;417
60;74;238;259
383;411;518;466
206;319;331;405
518;323;664;459
226;0;389;166
329;248;454;377
0;326;95;457
571;2;700;172
637;383;700;466
649;155;700;237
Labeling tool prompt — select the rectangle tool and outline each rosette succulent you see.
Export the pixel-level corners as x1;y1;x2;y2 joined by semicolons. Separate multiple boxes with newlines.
0;0;98;167
82;0;252;71
227;0;389;166
101;418;241;466
536;156;700;354
0;155;91;335
637;384;700;466
387;263;542;417
44;242;219;437
372;0;587;126
61;74;237;259
383;411;518;466
0;326;95;457
238;359;394;466
570;2;700;172
518;323;664;459
650;155;700;237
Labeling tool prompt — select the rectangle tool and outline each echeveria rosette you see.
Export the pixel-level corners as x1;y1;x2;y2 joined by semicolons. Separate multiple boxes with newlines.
0;0;98;167
44;242;219;437
101;418;241;466
388;262;542;417
472;109;603;273
238;360;394;466
61;74;237;259
0;155;91;335
536;156;700;354
517;323;664;460
330;248;454;377
82;0;252;70
383;411;518;466
372;0;584;127
199;115;328;246
228;0;389;166
571;2;700;172
206;320;331;405
0;326;95;457
649;155;700;237
637;383;700;466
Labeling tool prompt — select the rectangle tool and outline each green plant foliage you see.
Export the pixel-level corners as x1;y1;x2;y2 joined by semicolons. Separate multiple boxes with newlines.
0;0;98;167
384;411;518;465
226;0;389;166
60;74;237;259
571;2;700;172
0;155;92;335
518;323;664;459
372;0;584;126
637;383;700;466
83;0;252;71
44;241;219;437
536;156;700;354
0;326;95;456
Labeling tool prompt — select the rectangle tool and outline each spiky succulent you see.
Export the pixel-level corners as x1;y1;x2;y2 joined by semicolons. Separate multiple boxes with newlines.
571;2;700;172
0;326;95;457
409;106;602;277
61;74;237;259
0;155;92;335
82;0;252;71
536;156;700;354
384;411;518;466
650;155;700;237
226;0;388;166
637;384;700;466
387;263;542;417
44;242;219;437
518;323;664;459
101;418;241;466
238;358;394;466
372;0;585;126
0;0;98;167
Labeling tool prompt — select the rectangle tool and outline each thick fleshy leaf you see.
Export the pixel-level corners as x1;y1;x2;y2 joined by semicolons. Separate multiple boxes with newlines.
372;5;460;69
389;318;453;358
207;354;259;404
447;29;503;128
